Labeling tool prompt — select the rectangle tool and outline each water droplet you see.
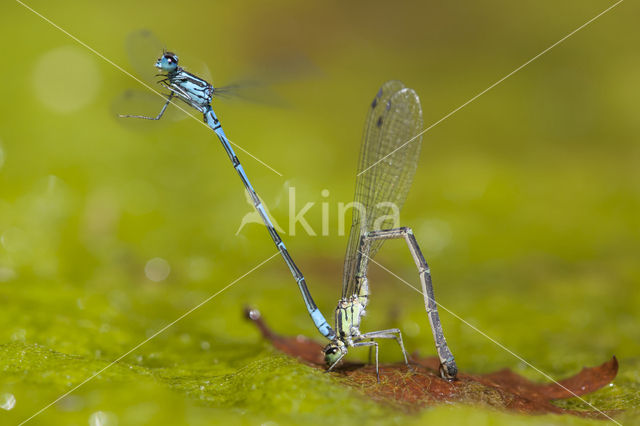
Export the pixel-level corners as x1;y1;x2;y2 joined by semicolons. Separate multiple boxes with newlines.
144;257;170;282
0;393;16;410
89;411;118;426
33;46;101;113
200;341;211;351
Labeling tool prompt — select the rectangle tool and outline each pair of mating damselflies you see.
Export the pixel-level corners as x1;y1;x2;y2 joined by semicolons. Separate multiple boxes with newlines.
120;46;457;381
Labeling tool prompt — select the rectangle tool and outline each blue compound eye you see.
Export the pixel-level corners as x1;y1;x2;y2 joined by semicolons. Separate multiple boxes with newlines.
164;52;178;65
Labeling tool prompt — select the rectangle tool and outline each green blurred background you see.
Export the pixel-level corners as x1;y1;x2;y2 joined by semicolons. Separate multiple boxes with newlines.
0;0;638;424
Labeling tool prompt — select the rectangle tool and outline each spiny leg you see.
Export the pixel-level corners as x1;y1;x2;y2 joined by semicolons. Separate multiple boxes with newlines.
353;340;379;382
119;92;174;120
360;328;412;371
363;227;458;380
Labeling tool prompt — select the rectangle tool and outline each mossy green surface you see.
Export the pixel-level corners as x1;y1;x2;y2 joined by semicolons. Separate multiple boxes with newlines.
1;0;639;424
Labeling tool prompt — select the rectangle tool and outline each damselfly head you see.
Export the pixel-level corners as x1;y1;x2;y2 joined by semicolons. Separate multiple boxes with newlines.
323;341;347;366
155;52;179;72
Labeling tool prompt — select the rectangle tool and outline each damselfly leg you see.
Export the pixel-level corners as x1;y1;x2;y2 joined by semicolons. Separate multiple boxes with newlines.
359;227;458;380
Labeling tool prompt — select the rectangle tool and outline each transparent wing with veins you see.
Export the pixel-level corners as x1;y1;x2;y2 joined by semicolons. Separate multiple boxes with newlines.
342;81;424;299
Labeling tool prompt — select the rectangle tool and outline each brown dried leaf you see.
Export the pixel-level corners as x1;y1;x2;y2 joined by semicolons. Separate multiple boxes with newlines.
245;308;619;419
